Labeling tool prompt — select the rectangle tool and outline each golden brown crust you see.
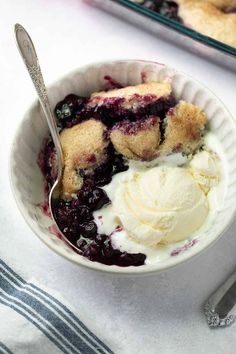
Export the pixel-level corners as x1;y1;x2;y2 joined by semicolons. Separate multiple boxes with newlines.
110;117;161;160
210;0;236;7
90;82;172;109
60;119;108;197
176;0;236;47
178;0;236;7
159;101;207;155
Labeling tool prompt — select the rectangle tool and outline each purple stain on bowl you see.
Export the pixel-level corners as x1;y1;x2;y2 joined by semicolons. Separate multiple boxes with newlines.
38;200;51;218
141;71;147;83
171;239;198;257
103;75;123;90
48;224;63;239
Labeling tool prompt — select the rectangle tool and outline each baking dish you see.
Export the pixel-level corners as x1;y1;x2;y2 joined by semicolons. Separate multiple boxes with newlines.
89;0;236;71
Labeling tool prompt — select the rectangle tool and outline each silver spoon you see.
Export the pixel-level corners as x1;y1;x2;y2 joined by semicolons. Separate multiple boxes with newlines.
14;24;77;250
204;270;236;328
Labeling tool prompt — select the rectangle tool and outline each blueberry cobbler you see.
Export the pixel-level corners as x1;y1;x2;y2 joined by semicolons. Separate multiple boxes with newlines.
40;79;224;267
131;0;236;48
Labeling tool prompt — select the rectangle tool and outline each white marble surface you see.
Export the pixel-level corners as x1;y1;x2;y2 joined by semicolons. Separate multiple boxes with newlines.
1;0;236;353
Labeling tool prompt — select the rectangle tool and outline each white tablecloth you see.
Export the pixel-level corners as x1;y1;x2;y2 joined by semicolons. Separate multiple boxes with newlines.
1;1;236;353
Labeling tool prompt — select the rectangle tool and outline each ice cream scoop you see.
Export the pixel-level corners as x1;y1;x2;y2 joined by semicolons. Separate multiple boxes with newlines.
113;166;209;246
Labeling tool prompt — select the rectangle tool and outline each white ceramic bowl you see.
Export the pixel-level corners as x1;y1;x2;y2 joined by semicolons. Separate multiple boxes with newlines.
10;60;236;275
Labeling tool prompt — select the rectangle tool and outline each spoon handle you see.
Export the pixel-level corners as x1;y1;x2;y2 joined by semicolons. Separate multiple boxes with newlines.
14;23;63;176
204;270;236;328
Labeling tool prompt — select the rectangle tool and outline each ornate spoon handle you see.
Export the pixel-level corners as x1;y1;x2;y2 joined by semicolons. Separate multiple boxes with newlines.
204;270;236;328
14;23;63;176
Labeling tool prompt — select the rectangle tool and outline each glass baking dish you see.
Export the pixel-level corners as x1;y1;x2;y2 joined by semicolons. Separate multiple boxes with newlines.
89;0;236;72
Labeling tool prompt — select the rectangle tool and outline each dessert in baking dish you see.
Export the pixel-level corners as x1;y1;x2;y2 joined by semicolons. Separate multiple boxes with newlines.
177;0;236;47
40;81;224;267
132;0;236;48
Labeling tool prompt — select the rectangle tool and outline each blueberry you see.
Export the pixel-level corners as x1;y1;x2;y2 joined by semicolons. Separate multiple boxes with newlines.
88;244;100;256
82;178;95;191
54;94;87;128
113;155;128;174
143;0;159;11
79;221;97;238
78;188;91;204
55;103;72;120
71;198;80;208
68;220;80;235
159;1;178;19
56;208;69;224
77;205;92;221
93;162;113;186
95;175;112;187
76;238;88;250
87;188;110;211
142;0;181;22
83;243;100;259
96;234;107;244
116;253;146;267
102;245;114;258
64;94;86;110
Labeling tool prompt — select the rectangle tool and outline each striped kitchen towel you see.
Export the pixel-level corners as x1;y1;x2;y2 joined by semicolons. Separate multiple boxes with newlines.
0;259;113;354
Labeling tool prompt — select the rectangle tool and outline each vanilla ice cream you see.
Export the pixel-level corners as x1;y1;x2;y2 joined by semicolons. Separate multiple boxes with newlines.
93;139;224;260
189;150;221;193
113;166;209;245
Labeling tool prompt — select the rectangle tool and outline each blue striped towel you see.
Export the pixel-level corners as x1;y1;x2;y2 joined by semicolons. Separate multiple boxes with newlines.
0;259;114;354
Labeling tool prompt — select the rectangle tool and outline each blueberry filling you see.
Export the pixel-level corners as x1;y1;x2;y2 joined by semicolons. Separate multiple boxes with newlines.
76;233;146;266
55;94;88;129
54;93;176;129
50;163;145;267
142;0;182;22
41;138;145;266
40;88;177;266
